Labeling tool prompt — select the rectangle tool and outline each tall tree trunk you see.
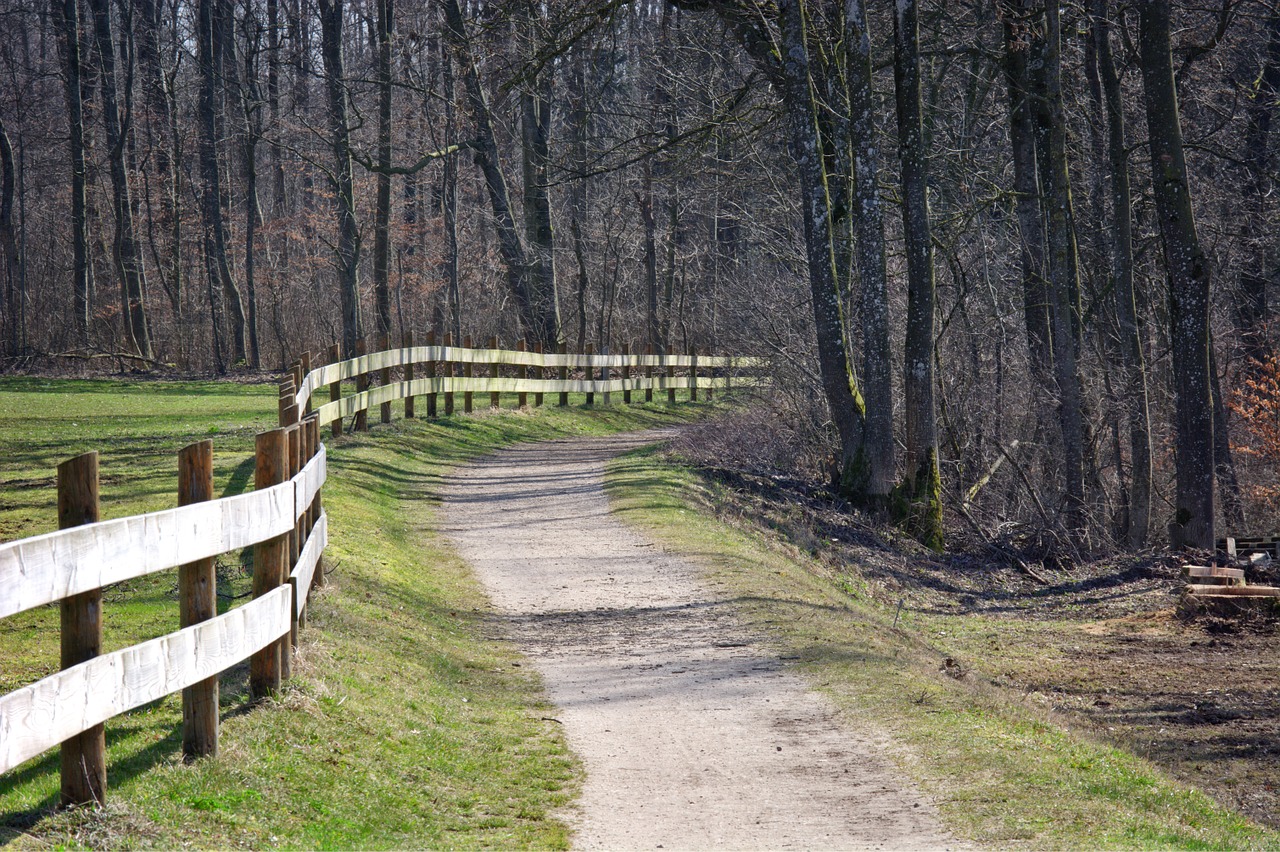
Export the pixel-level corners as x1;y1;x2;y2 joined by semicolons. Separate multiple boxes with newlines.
1092;0;1152;547
843;0;895;506
775;0;868;508
439;29;461;340
441;0;543;344
87;0;153;358
240;7;264;368
318;0;363;355
998;0;1050;382
1137;0;1215;549
1037;0;1088;536
893;0;943;549
52;0;91;344
135;0;179;323
521;3;561;346
1236;12;1280;363
197;0;245;370
373;0;393;335
0;116;19;358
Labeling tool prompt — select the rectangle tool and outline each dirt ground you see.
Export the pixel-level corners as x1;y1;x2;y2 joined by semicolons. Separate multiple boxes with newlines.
696;464;1280;831
441;434;956;851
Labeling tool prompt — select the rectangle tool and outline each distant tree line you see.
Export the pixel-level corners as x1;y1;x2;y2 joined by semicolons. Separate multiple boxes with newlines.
0;0;1277;552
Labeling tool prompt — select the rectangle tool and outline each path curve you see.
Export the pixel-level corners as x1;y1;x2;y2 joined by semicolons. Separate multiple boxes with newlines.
442;432;954;851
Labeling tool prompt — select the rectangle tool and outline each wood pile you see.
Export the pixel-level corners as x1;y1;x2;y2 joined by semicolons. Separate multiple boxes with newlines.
1180;537;1280;617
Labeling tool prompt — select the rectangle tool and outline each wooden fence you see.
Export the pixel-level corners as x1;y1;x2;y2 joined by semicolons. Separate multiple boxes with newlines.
282;334;764;432
0;336;758;809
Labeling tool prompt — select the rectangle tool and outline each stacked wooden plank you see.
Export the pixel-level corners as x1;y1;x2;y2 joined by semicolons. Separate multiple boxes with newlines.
1181;553;1280;617
1215;535;1280;559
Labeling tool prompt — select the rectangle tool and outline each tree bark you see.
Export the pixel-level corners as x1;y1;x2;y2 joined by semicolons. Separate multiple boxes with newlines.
1137;0;1215;549
1092;0;1152;547
893;0;943;549
318;0;363;356
843;0;895;506
521;3;562;346
373;0;393;335
52;0;91;344
0;115;20;358
441;0;548;346
87;0;153;358
1037;0;1088;536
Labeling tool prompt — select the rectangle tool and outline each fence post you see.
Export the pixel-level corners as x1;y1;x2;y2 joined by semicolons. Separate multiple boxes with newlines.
585;343;595;406
689;345;698;401
178;440;218;760
251;429;288;700
622;343;632;404
489;336;501;409
378;332;392;424
443;332;455;415
355;337;369;432
278;378;295;427
558;342;569;407
57;451;105;806
460;334;473;413
645;344;654;403
534;342;545;407
307;416;326;591
666;345;676;404
426;329;438;418
404;330;415;419
328;343;343;438
518;339;528;409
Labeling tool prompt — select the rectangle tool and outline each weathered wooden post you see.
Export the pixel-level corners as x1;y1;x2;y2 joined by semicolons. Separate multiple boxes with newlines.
645;344;654;403
462;334;474;413
354;337;369;432
622;343;632;404
666;345;676;404
689;345;698;402
489;336;501;409
443;332;455;416
57;451;105;806
518;339;529;409
558;342;569;407
404;330;416;419
178;441;218;760
534;342;545;407
251;429;288;700
585;343;595;407
278;376;295;427
328;343;343;438
378;331;392;424
300;351;313;416
426;329;438;418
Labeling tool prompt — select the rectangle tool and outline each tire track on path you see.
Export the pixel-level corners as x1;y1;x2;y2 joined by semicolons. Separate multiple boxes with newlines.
442;431;955;851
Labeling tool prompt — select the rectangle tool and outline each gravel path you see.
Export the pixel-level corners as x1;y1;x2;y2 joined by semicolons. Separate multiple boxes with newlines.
441;432;954;851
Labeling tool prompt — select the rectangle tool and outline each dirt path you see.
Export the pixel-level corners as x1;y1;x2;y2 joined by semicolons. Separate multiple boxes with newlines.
442;433;954;851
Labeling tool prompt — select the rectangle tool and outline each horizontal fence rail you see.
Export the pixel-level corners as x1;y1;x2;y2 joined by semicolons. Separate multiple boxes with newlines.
1;335;756;809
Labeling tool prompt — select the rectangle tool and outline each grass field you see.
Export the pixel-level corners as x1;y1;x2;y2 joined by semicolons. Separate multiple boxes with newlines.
0;376;710;849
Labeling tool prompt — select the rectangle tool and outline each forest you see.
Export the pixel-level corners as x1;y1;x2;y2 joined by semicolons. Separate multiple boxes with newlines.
0;0;1277;556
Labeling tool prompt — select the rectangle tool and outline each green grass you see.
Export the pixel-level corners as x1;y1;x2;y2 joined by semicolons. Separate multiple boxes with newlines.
0;376;714;849
604;445;1280;850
